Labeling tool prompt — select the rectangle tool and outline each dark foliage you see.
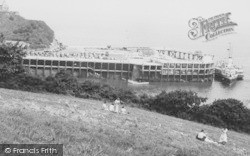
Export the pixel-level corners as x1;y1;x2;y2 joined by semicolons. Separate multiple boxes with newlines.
0;42;26;81
149;90;207;116
44;70;79;95
197;99;250;133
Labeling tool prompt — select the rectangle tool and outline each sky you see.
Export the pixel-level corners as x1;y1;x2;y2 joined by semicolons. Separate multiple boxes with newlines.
6;0;250;58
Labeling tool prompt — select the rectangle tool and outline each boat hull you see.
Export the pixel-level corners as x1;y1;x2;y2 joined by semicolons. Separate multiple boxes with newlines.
128;80;149;85
214;68;237;84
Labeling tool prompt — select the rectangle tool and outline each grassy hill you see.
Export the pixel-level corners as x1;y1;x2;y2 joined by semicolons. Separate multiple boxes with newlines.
0;12;54;49
0;88;249;156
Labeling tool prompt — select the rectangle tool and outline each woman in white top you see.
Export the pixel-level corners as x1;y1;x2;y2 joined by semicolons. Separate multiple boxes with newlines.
114;98;121;113
219;128;228;145
109;103;115;112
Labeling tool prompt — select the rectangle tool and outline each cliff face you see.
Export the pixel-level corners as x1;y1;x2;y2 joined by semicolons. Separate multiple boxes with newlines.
0;12;54;49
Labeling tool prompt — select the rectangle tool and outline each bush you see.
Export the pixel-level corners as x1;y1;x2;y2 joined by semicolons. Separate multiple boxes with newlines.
203;99;250;133
0;73;45;92
149;90;207;116
45;70;79;95
0;42;26;81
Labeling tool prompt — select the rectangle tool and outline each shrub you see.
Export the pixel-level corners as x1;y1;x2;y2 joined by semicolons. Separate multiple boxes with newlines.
0;42;26;81
204;99;250;132
45;71;79;95
149;90;207;116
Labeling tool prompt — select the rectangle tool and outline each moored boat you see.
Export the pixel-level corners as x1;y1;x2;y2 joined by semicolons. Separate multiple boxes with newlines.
215;43;244;84
128;80;149;85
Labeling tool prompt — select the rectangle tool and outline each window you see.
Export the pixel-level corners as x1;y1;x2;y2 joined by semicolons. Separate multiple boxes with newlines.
164;63;169;68
52;61;58;66
102;63;108;70
38;60;44;65
170;63;175;68
95;63;101;69
144;66;149;70
151;66;156;70
60;61;66;66
194;64;199;68
81;62;87;67
67;61;73;67
31;60;37;65
123;64;129;71
182;64;187;68
188;64;193;68
45;60;51;66
23;59;29;65
116;64;122;70
109;63;115;70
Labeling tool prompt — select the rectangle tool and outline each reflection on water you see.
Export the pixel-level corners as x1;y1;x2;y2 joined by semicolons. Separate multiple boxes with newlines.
78;57;250;108
83;77;250;108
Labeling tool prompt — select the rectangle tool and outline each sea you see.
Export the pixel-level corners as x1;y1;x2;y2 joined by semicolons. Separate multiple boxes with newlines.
73;46;250;108
131;56;250;108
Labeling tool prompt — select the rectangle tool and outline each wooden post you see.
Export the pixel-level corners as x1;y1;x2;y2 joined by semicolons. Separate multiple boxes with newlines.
35;59;38;76
191;64;194;81
128;64;130;80
114;63;117;79
48;60;51;76
155;66;157;81
100;62;103;78
79;61;82;78
43;59;45;77
121;63;123;79
108;63;110;79
173;63;176;81
87;62;89;77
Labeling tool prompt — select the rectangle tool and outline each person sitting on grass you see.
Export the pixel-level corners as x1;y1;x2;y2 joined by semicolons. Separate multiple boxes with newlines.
218;128;228;145
121;106;127;114
109;103;115;112
102;100;109;111
196;129;219;145
196;129;207;141
114;98;121;113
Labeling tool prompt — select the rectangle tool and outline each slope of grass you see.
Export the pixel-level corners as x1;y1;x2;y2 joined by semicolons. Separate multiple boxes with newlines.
0;88;249;156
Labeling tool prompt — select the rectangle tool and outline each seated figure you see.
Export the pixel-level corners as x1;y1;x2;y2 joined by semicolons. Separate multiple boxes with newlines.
219;128;228;145
196;130;207;141
121;106;127;114
102;101;109;111
109;103;115;112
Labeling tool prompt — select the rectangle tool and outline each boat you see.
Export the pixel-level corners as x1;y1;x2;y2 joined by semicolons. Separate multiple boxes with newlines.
128;79;149;85
215;43;244;84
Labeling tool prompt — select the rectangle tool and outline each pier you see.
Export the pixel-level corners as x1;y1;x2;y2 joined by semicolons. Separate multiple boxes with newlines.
22;50;215;82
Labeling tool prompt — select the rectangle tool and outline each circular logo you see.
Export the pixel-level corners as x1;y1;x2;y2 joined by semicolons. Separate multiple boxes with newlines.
5;148;12;153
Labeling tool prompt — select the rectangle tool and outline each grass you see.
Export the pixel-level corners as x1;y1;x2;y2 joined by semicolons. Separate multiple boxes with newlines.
0;88;249;156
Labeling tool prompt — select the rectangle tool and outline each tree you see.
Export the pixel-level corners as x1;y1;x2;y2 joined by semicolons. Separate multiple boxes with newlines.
205;99;250;131
150;90;207;116
45;70;79;95
0;42;26;80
